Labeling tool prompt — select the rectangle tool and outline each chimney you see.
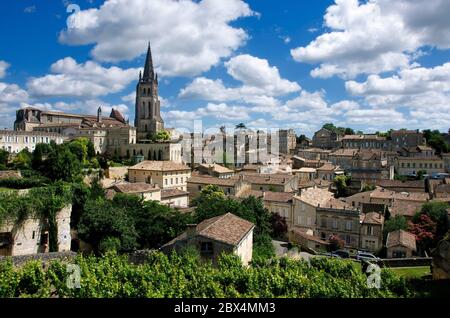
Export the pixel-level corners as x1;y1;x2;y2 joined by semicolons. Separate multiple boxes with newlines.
186;224;197;238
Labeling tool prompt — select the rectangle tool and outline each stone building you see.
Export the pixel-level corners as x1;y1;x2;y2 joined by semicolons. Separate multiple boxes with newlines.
241;172;299;192
276;129;297;155
394;156;445;176
0;130;66;153
128;161;191;191
349;150;393;187
342;134;390;150
312;128;341;150
14;106;136;156
328;148;358;170
0;205;71;256
197;163;235;179
237;190;295;228
297;148;331;161
161;213;255;266
135;43;164;140
292;187;335;232
122;141;182;163
187;174;250;201
386;230;417;258
390;130;425;150
110;182;162;202
316;199;360;249
359;212;384;253
160;189;190;208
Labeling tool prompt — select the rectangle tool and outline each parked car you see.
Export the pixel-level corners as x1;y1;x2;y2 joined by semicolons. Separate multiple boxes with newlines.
356;251;380;262
332;250;351;259
322;252;341;258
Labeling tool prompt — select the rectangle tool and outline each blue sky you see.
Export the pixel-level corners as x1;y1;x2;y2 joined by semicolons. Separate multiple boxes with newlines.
1;0;449;137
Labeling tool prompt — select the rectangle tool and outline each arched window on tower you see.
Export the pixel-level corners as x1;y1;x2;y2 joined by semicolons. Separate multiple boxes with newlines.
148;150;152;160
158;150;163;161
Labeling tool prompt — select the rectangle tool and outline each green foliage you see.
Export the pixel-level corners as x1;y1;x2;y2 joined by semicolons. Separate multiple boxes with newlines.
412;201;450;246
45;146;82;182
148;130;171;142
362;184;376;192
0;176;50;189
193;186;275;258
12;149;32;170
0;149;9;168
77;198;139;253
334;175;351;198
31;143;54;171
322;123;354;136
383;215;408;241
0;183;72;251
423;129;449;154
0;252;416;298
77;192;193;253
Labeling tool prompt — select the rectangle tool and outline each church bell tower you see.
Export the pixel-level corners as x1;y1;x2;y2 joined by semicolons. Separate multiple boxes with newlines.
135;42;164;140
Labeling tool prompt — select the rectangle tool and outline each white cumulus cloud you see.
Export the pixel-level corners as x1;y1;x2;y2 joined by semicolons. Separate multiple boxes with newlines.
27;57;140;98
59;0;255;77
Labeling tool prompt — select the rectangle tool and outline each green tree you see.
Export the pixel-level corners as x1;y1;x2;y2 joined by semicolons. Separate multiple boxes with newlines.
423;129;449;154
12;149;32;170
32;143;54;171
149;130;171;142
0;149;9;169
77;198;139;253
413;201;449;243
334;175;351;198
383;215;408;241
45;147;82;182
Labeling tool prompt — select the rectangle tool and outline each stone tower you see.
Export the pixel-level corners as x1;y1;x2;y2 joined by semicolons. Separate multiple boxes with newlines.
135;42;164;140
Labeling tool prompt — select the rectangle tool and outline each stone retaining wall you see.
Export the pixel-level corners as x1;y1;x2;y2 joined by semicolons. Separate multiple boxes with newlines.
0;251;77;266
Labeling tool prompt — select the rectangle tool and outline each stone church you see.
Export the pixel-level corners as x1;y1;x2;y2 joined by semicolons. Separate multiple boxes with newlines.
135;43;165;141
12;42;181;162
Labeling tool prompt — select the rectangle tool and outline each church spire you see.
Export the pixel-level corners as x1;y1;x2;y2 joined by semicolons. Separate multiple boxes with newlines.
142;41;154;82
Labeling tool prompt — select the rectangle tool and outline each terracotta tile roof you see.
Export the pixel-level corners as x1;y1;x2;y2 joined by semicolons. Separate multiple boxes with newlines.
198;163;234;174
0;170;22;180
113;182;160;194
361;212;384;225
238;189;294;203
390;199;423;218
330;148;359;157
391;130;421;135
376;179;425;190
294;187;334;207
163;213;255;248
345;187;429;204
319;197;356;210
396;156;443;161
161;188;189;199
291;227;329;244
241;172;296;186
297;167;317;173
129;160;190;171
188;175;241;187
386;230;417;251
317;162;339;171
342;134;386;140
